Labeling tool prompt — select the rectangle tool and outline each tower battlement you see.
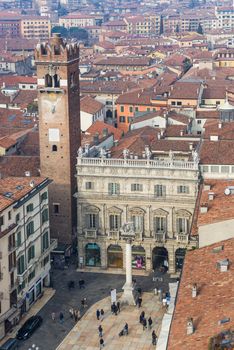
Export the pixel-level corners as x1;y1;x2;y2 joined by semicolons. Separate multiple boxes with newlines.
35;33;79;63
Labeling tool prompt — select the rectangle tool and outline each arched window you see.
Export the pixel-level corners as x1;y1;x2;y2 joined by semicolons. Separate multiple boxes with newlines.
52;145;57;152
45;74;52;88
54;74;60;88
54;45;60;55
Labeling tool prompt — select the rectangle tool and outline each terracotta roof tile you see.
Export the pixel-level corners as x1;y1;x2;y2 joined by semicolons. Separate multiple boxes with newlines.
86;120;123;141
80;96;104;115
0;176;48;212
168;238;234;350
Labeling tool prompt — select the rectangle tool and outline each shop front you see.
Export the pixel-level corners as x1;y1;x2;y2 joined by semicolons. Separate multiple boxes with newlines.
107;244;123;268
85;243;101;267
132;245;146;269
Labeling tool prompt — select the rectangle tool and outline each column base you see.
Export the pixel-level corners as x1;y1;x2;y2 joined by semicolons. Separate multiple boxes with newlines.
120;283;137;306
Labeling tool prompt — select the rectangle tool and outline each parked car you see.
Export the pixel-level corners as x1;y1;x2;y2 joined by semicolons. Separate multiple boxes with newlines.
0;338;19;350
16;316;43;340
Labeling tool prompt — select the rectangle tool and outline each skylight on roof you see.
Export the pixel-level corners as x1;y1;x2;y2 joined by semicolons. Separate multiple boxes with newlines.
4;192;13;198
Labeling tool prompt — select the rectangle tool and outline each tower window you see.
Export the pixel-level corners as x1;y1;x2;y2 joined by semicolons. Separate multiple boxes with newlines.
54;74;60;88
54;45;60;55
53;204;60;214
45;73;52;87
52;145;57;152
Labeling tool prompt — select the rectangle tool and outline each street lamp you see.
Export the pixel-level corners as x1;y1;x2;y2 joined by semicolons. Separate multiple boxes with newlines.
120;222;136;305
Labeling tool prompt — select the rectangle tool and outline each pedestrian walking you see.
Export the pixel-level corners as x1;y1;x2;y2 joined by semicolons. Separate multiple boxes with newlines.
99;338;104;349
69;308;74;318
81;297;87;308
139;314;143;324
141;311;145;319
77;309;81;320
142;318;147;331
111;302;116;314
124;323;128;335
152;330;157;345
100;309;104;321
98;325;103;337
59;312;64;324
138;296;142;308
51;312;56;321
74;310;78;322
148;317;152;330
96;309;100;320
117;301;120;313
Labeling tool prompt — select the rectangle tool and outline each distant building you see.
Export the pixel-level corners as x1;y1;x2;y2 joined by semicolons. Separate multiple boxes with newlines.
20;16;51;40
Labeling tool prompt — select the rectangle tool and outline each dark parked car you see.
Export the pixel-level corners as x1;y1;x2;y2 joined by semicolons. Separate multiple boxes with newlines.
0;338;19;350
16;316;43;340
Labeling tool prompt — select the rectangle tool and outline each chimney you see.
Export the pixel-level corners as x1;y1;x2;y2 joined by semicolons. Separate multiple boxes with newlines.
187;318;194;335
200;203;208;213
204;184;211;191
208;192;214;201
189;142;193;150
93;133;99;145
180;130;184;136
157;132;161;140
192;284;197;298
218;121;222;129
103;128;108;137
25;171;31;177
218;259;229;272
114;140;118;146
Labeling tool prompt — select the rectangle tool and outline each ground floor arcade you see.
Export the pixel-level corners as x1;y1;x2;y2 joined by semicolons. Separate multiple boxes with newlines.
78;238;190;274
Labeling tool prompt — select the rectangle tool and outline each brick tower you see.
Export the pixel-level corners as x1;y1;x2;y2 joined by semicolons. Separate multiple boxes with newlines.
35;33;80;244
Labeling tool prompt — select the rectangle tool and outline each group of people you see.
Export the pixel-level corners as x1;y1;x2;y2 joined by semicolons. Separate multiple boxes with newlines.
111;301;120;315
96;308;105;321
139;311;157;345
69;308;81;322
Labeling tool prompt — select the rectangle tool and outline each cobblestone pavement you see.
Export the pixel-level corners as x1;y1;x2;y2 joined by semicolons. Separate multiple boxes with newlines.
16;265;175;350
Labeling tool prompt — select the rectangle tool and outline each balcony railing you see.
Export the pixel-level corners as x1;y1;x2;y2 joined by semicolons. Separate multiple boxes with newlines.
154;232;166;242
108;230;119;240
77;156;199;171
8;244;17;252
176;234;189;243
85;229;97;239
40;238;58;261
17;270;28;284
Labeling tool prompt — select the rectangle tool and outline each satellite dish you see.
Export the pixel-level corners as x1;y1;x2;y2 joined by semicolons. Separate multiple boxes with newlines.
224;187;231;195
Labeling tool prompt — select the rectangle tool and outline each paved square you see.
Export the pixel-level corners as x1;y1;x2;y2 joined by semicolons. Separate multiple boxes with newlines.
57;293;164;350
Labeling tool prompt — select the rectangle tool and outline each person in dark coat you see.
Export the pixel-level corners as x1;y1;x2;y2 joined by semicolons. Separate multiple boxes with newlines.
124;323;128;335
96;309;100;320
117;301;120;313
99;338;104;349
138;296;142;307
152;330;157;345
148;316;153;329
142;318;147;330
59;312;64;324
98;325;103;337
100;309;104;320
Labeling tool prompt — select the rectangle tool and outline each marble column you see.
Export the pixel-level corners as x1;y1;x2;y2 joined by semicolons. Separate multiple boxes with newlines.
121;239;136;305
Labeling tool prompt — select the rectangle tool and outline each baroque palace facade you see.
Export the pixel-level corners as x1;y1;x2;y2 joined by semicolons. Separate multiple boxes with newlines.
76;146;199;274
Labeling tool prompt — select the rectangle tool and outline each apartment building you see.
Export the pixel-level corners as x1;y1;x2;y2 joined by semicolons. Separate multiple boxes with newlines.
124;14;161;36
215;6;234;30
76;127;199;275
59;13;103;28
0;176;56;339
0;13;21;38
20;16;51;40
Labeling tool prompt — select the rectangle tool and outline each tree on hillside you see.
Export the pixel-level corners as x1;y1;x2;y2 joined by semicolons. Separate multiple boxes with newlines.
69;27;88;41
189;0;198;8
197;23;204;35
51;26;68;38
183;58;192;73
175;24;180;33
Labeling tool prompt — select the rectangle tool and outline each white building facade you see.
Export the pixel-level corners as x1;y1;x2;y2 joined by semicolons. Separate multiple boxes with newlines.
0;177;57;340
76;153;199;274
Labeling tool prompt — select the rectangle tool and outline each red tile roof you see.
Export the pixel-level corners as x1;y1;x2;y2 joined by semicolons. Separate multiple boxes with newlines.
86;120;123;141
0;176;48;212
80;96;104;115
168;238;234;350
